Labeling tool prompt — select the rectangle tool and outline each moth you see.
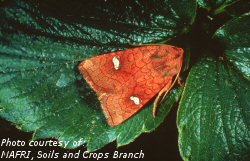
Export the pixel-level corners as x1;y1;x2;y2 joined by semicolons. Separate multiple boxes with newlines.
78;45;183;126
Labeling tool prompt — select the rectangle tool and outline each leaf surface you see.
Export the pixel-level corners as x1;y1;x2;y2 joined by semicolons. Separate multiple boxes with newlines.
178;57;250;161
215;12;250;80
197;0;239;14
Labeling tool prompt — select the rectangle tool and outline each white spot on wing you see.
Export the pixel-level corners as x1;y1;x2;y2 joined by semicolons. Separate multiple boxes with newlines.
112;56;120;70
130;96;140;105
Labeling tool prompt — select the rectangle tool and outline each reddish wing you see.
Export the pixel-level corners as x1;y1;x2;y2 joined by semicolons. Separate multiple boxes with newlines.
79;45;183;126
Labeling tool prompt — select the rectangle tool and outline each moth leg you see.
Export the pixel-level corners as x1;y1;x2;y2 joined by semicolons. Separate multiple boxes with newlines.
126;39;163;47
218;56;224;61
153;71;181;117
126;39;143;46
178;77;184;87
153;81;172;117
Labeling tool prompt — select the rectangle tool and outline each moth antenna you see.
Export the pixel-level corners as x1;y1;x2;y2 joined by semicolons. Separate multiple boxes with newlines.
178;77;184;87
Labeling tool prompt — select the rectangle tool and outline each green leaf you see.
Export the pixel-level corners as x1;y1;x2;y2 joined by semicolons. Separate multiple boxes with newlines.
214;12;250;80
0;0;196;151
177;57;250;161
197;0;239;15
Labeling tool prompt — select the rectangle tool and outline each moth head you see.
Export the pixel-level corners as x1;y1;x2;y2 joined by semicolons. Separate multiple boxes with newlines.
152;45;184;76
